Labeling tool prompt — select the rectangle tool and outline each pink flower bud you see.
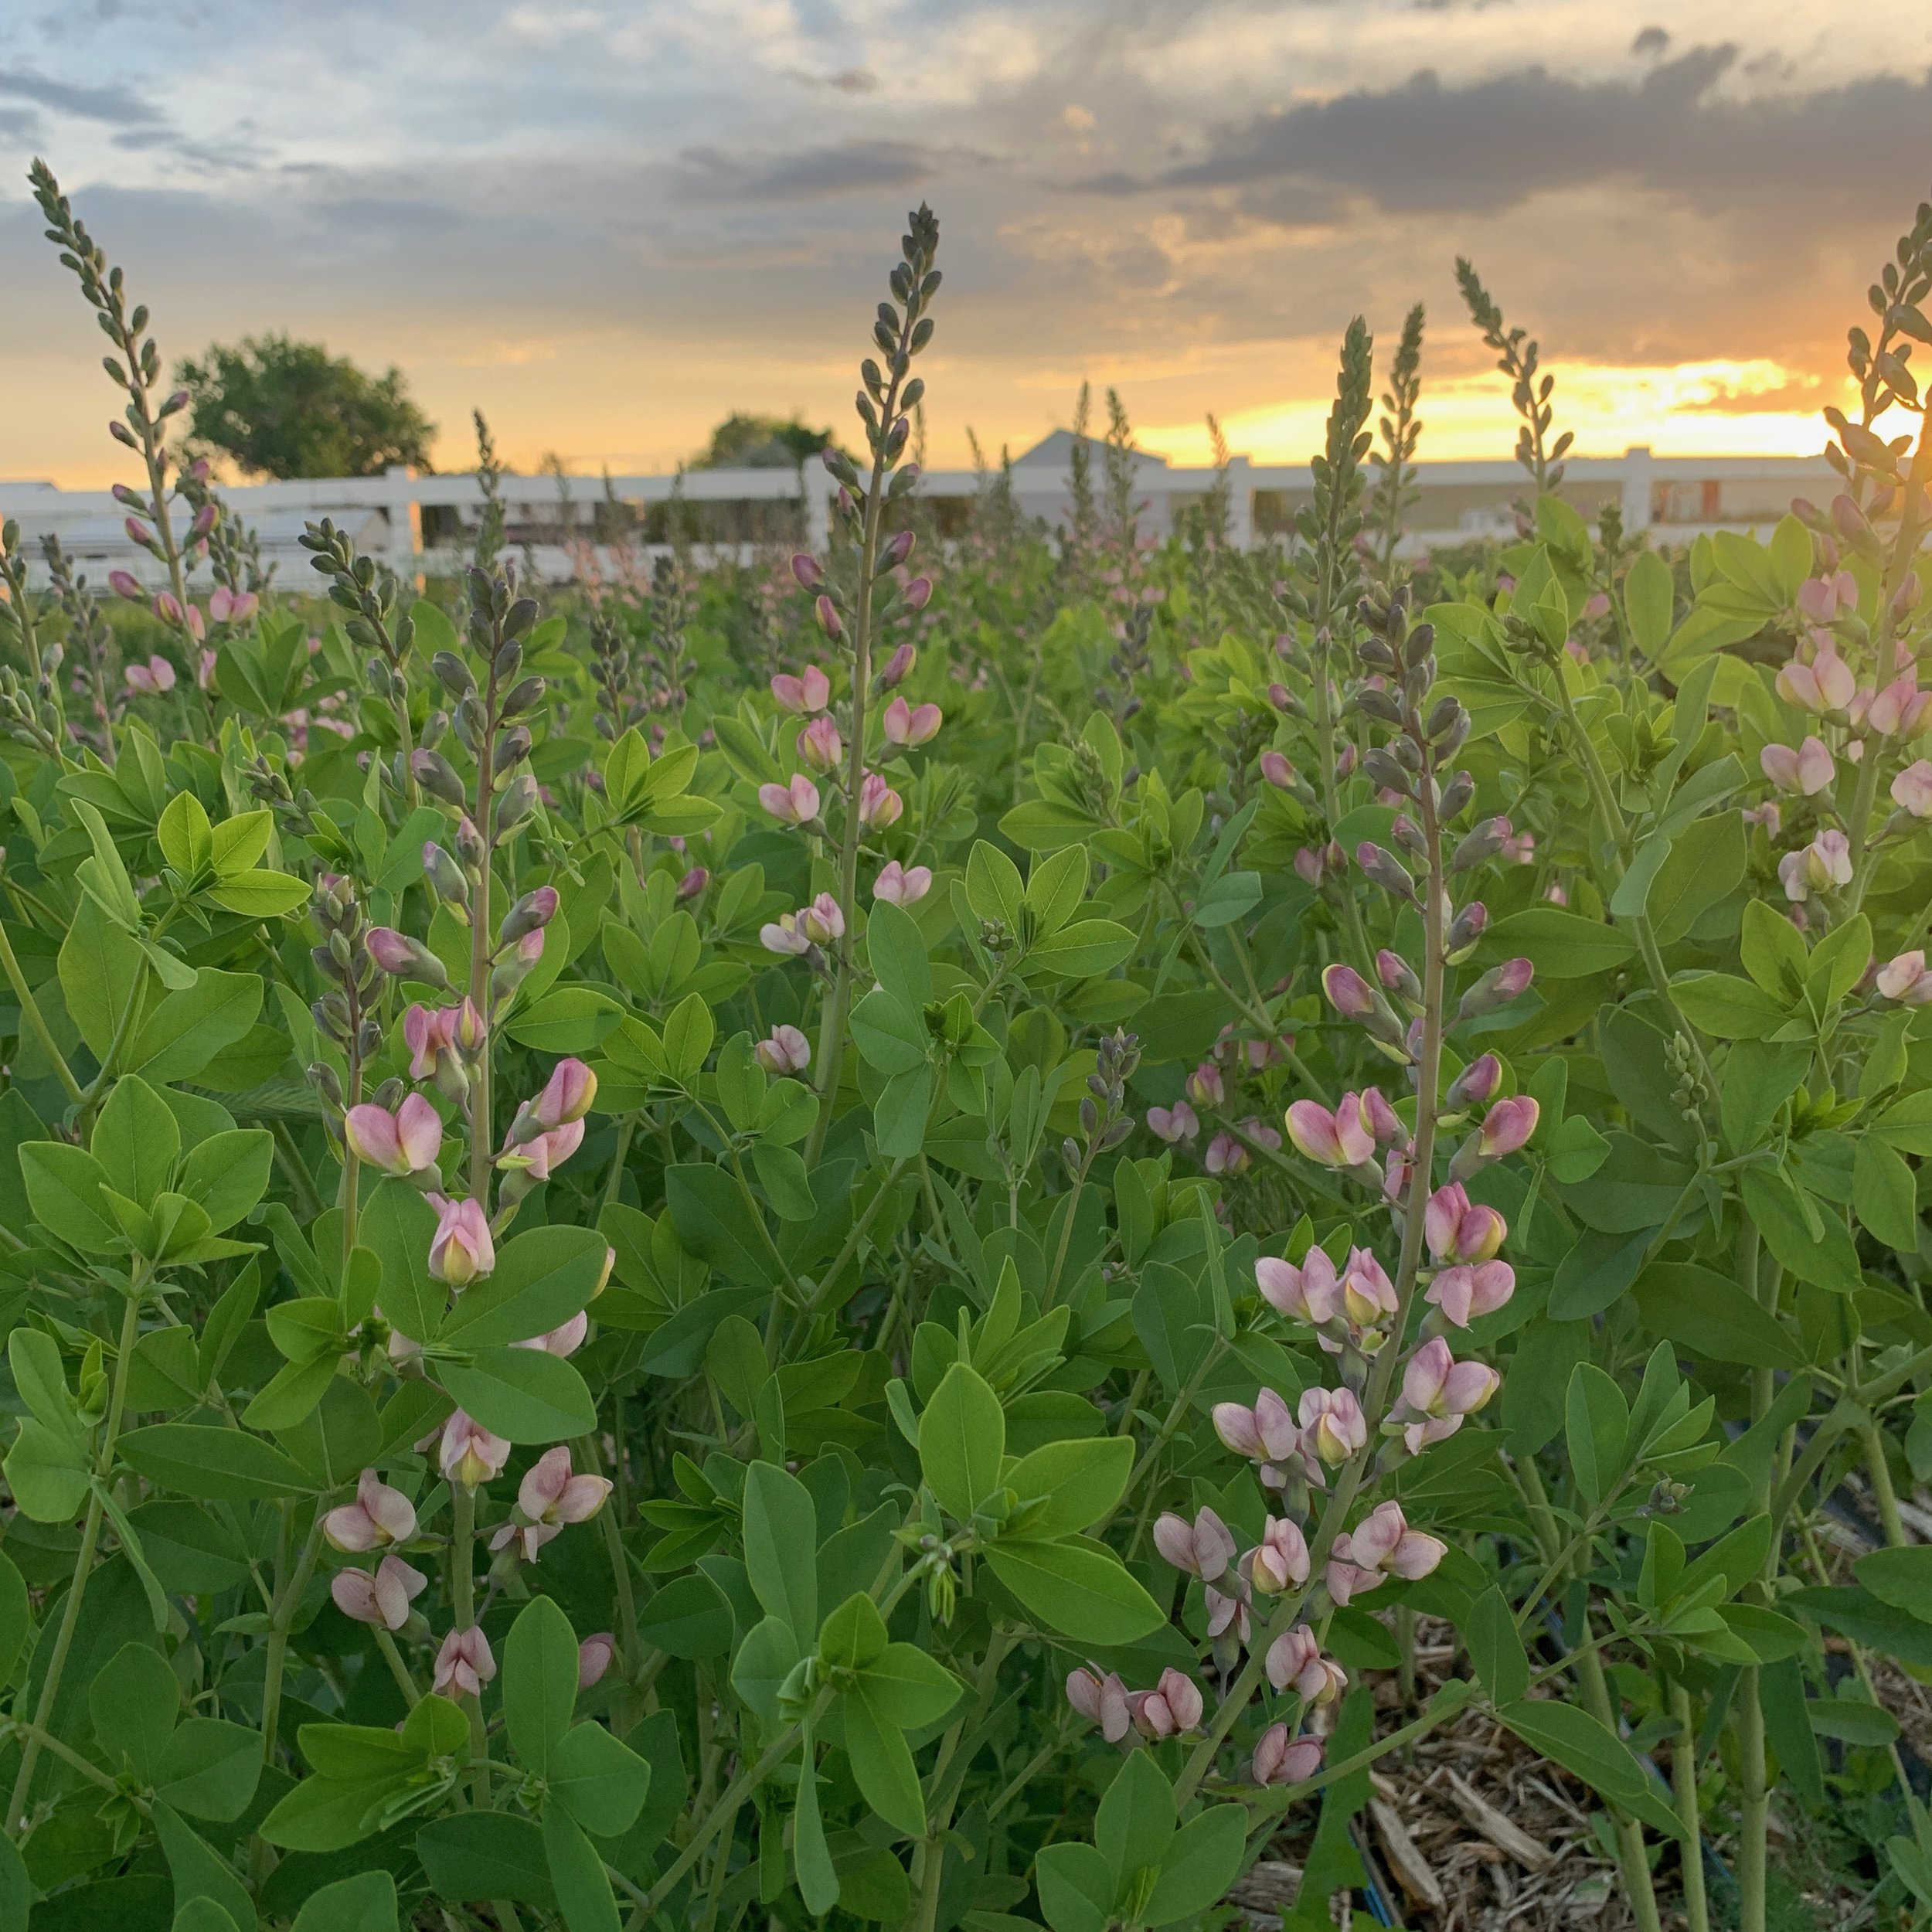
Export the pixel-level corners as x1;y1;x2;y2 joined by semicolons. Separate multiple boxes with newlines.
857;771;903;828
789;553;822;589
108;569;141;600
872;859;932;906
1260;750;1295;791
756;1024;812;1076
1478;1095;1539;1158
801;892;845;946
578;1634;617;1689
879;641;917;689
1445;1053;1500;1110
815;594;843;640
438;1409;511;1489
1185;1063;1224;1110
1266;1626;1349;1705
1257;1247;1342;1325
1878;951;1932;1005
429;1196;495;1286
903;575;933;611
760;913;812;956
537;1057;597;1128
344;1095;444;1176
1321;962;1376;1019
1203;1131;1249;1177
1299;1386;1367;1465
1243;1514;1311;1595
1760;736;1835;795
1423;1182;1506;1263
1425;1258;1516;1327
322;1468;420;1553
798;715;843;770
1152;1506;1236;1582
1338;1248;1397;1331
1066;1667;1131;1743
1253;1723;1325;1787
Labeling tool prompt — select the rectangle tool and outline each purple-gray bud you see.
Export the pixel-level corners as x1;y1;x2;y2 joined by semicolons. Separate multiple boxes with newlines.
790;553;822;589
366;927;450;991
1455;957;1535;1023
1376;948;1421;1003
1437;771;1475;820
881;529;915;568
1446;1053;1502;1110
499;885;559;945
1444;901;1488;961
879;641;916;689
411;747;467;805
1451;817;1512;872
676;866;709;901
1355;842;1416;902
423;842;468;908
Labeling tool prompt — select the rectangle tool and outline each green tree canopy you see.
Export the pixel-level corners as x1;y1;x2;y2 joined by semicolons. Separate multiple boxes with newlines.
692;411;836;469
177;333;437;480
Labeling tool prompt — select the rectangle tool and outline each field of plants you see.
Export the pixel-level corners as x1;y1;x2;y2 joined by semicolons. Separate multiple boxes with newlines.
0;155;1929;1932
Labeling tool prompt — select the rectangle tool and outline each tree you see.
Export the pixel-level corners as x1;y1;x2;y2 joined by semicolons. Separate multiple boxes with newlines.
177;333;437;480
692;411;836;469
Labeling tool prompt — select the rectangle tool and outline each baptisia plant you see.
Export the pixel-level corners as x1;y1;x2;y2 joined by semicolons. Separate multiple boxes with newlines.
3;151;1932;1932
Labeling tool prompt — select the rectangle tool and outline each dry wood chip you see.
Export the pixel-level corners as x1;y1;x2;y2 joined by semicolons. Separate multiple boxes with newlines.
1440;1767;1558;1874
1369;1797;1447;1910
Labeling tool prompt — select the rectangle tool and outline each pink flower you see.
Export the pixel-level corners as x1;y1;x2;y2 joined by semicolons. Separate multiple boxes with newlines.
1478;1096;1539;1158
1203;1131;1249;1177
1146;1101;1199;1144
1266;1626;1348;1706
1257;1247;1342;1325
490;1446;614;1562
760;913;813;956
1777;645;1856;715
1423;1183;1507;1264
798;715;843;771
403;1002;466;1079
1152;1506;1236;1582
757;1025;812;1075
758;774;821;825
1243;1515;1311;1594
343;1094;444;1176
1066;1666;1131;1743
873;859;933;906
438;1410;511;1489
536;1058;597;1128
770;665;832;714
1445;1054;1501;1110
902;575;933;610
1260;750;1296;791
514;1121;586;1183
322;1468;419;1553
1338;1249;1397;1331
1760;737;1835;795
1796;571;1858;624
879;641;917;688
857;771;903;828
1284;1096;1375;1168
788;553;823;590
1205;1586;1249;1645
882;696;942;747
124;655;176;694
1332;1502;1446;1603
1865;675;1931;739
332;1554;427;1631
1298;1386;1366;1465
429;1196;495;1286
1878;951;1932;1005
1253;1723;1325;1787
815;594;844;640
514;1311;590;1358
433;1625;497;1699
801;893;845;945
1892;760;1932;818
209;584;259;624
578;1634;616;1689
1426;1259;1517;1328
1212;1388;1304;1485
1397;1337;1502;1451
1185;1063;1225;1110
1128;1669;1203;1739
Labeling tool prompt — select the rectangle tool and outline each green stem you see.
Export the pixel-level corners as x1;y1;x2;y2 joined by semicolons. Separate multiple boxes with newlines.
260;1515;326;1768
1669;1679;1709;1932
376;1626;423;1706
0;915;83;1106
1576;1631;1662;1932
7;1287;143;1831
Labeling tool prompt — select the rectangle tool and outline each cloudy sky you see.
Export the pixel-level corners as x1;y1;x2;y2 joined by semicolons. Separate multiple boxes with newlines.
2;0;1930;486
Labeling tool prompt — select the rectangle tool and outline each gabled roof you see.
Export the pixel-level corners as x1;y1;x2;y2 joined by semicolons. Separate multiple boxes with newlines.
1011;427;1171;471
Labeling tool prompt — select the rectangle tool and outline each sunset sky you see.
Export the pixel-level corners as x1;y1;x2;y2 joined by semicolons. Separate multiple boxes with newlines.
2;2;1930;488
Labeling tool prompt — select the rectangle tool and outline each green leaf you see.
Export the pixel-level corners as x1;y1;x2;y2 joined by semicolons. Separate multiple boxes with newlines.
920;1362;1005;1522
819;1591;891;1671
94;1074;180;1209
1632;1264;1802;1369
359;1179;445;1342
751;1141;818;1222
19;1140;124;1254
1740;1167;1862;1292
90;1639;178;1783
873;1063;935;1157
154;1799;257;1932
1623;549;1675;657
549;1720;651;1838
207;867;311;917
1669;972;1789;1040
869;900;934;1005
1005;1436;1133;1537
981;1536;1165;1644
1465;1588;1529;1705
1480;906;1635;979
841;1681;927;1838
155;1718;264;1822
1497;1702;1683;1840
175;1130;273;1233
1854;1135;1920;1252
1740;897;1809;999
742;1460;818;1639
965;841;1024;930
662;991;716;1083
5;1417;90;1522
1026;918;1135;979
664;1165;776;1287
442;1224;608;1347
1035;1842;1114;1932
1648;811;1747;945
0;1549;30;1683
129;968;263;1085
291;1871;400;1932
546;1801;621;1932
1145;1804;1247;1927
417;1812;556;1906
858;1644;963;1730
439;1346;597;1444
1096;1749;1175;1887
730;1615;800;1726
793;1728;839;1915
505;1596;580;1779
1565;1362;1630;1509
120;1424;318;1500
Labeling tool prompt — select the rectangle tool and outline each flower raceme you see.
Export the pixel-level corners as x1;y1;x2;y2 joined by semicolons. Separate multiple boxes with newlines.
342;1094;443;1176
322;1468;417;1553
332;1554;427;1631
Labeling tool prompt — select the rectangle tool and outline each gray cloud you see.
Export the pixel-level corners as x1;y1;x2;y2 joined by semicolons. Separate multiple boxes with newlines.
1099;46;1932;222
675;138;940;204
0;66;159;126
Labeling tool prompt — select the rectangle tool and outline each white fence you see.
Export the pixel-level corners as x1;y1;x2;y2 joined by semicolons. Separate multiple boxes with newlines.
0;444;1839;591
